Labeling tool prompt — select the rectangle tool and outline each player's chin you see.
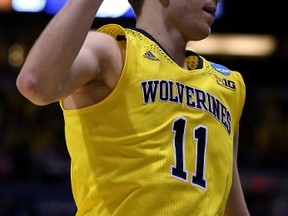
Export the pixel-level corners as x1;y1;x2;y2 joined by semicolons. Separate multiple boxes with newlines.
192;28;211;41
202;24;213;36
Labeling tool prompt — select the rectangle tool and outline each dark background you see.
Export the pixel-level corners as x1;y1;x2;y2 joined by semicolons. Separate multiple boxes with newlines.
0;1;288;215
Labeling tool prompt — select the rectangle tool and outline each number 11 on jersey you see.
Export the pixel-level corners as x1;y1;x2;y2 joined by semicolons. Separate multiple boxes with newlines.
171;117;207;190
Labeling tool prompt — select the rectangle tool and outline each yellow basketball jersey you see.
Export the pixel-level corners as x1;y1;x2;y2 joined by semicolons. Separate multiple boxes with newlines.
60;24;246;216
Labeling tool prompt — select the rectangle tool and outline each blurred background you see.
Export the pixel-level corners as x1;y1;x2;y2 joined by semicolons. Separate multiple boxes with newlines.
0;0;287;215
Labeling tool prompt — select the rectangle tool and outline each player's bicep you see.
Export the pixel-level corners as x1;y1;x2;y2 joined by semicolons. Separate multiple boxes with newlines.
65;32;119;94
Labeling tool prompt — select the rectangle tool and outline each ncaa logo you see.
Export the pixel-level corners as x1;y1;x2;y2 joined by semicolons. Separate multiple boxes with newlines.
211;63;231;76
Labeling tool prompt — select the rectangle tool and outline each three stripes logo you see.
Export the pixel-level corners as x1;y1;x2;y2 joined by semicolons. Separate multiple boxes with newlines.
143;51;160;61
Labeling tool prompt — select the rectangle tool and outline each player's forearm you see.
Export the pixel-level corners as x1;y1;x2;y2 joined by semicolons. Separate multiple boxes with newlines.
16;0;104;105
224;165;250;216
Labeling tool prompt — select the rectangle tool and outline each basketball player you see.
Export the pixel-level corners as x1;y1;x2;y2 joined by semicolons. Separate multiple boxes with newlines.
16;0;250;215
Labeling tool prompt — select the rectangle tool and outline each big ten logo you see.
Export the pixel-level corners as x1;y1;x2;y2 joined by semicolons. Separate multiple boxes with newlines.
215;75;236;90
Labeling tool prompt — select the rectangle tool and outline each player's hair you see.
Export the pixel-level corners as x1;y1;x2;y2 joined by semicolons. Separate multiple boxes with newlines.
128;0;143;17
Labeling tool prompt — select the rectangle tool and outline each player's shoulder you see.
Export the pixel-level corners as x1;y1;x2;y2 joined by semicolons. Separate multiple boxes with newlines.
199;56;246;91
210;61;232;75
201;57;243;79
96;24;127;39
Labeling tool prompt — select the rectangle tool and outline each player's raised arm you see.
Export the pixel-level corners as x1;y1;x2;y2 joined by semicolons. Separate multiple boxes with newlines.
16;0;105;106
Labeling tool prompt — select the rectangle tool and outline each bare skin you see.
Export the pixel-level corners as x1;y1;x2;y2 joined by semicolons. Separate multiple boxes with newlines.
16;0;218;108
16;0;250;215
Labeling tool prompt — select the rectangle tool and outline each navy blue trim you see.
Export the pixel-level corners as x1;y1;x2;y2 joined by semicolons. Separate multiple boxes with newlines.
128;27;176;60
116;35;126;41
126;27;203;69
186;50;203;69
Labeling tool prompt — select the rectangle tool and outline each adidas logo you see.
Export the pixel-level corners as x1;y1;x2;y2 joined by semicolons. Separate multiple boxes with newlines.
143;51;160;61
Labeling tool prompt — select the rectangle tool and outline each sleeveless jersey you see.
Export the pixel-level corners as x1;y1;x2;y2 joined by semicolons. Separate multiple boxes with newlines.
60;24;246;216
